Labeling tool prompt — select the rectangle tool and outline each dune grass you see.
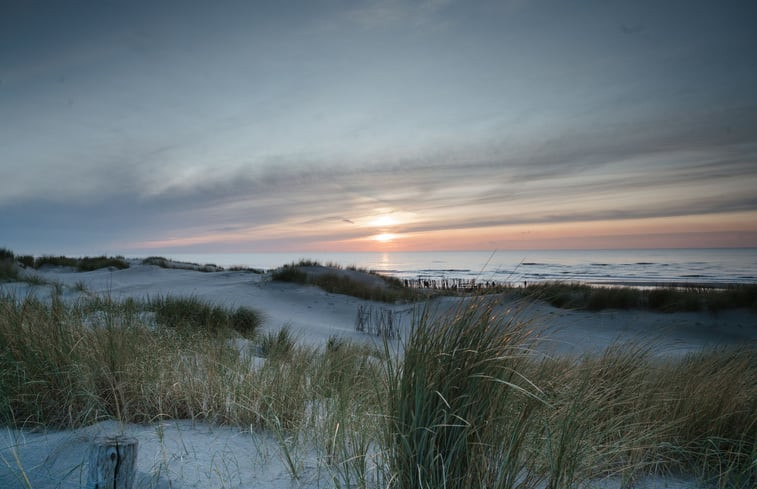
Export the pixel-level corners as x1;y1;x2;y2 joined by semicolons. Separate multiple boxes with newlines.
520;282;757;312
382;300;546;488
1;249;130;276
0;292;753;487
142;256;223;272
271;259;420;303
382;300;755;488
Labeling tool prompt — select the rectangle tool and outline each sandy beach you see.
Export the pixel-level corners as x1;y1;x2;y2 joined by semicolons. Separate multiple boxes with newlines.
1;261;755;489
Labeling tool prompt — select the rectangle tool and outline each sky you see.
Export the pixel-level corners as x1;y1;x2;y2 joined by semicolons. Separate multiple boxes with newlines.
2;0;757;255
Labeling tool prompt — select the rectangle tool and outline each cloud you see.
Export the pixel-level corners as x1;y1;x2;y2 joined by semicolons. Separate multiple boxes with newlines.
4;101;756;253
112;139;757;249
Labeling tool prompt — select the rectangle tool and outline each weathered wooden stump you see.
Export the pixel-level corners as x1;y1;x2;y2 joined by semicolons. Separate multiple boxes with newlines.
87;435;138;489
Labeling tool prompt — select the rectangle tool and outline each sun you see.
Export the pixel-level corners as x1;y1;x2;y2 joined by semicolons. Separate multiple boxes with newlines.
369;215;398;228
373;233;397;243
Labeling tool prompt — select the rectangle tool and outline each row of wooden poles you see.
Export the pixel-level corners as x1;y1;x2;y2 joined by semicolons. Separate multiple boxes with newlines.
401;277;525;290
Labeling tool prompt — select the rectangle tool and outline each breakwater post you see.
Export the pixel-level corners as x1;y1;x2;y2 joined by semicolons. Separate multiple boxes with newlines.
87;435;138;489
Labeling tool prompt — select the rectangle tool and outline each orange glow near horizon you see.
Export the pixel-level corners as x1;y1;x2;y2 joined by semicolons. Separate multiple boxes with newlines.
123;210;757;253
372;233;398;243
322;210;757;252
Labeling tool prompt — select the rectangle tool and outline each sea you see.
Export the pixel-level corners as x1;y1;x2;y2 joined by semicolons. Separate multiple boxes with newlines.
155;248;757;287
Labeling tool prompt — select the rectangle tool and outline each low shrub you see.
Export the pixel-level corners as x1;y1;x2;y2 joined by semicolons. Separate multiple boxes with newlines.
231;306;263;338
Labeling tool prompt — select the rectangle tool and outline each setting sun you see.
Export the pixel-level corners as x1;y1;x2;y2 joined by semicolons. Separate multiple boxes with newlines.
373;233;397;243
369;216;398;228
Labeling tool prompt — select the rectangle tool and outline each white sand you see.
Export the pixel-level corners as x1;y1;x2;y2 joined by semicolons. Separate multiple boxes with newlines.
1;262;754;488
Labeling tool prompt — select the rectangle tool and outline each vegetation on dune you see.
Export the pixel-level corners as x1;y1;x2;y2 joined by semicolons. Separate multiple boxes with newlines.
0;291;753;487
0;248;130;274
0;247;15;261
259;325;297;359
271;263;309;283
147;295;263;338
521;282;757;312
383;300;545;488
0;260;20;282
0;248;20;282
271;259;420;303
309;272;419;303
142;256;224;272
404;278;757;312
388;301;756;488
33;254;130;271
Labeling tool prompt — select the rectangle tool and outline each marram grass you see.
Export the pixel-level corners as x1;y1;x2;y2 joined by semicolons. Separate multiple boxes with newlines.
0;292;753;488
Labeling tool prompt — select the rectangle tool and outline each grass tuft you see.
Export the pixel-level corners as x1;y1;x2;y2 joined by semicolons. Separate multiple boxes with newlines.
383;300;545;488
230;306;264;338
259;325;296;359
148;295;262;338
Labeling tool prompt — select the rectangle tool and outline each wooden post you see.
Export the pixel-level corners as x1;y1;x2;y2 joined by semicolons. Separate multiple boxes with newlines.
87;435;138;489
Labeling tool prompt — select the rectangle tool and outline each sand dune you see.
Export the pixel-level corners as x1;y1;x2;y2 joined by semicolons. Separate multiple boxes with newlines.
8;261;754;354
1;262;754;489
